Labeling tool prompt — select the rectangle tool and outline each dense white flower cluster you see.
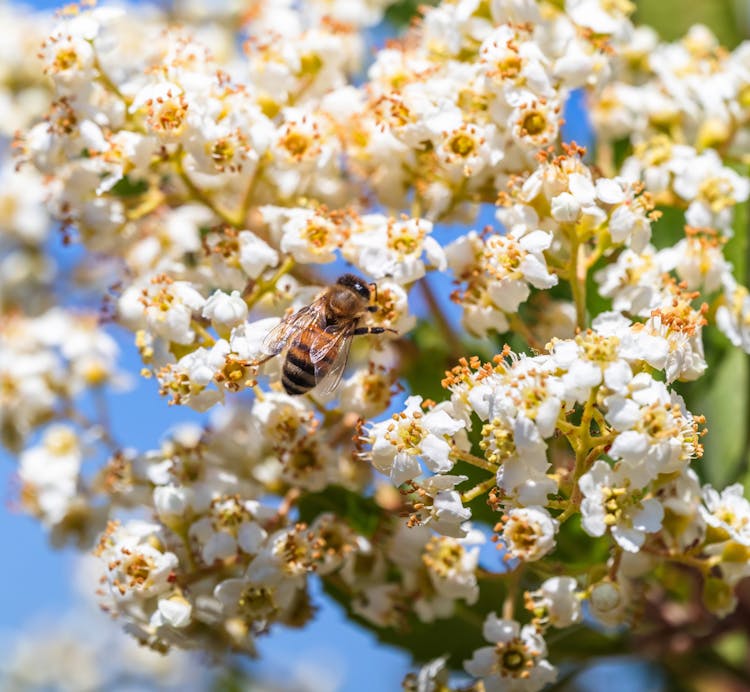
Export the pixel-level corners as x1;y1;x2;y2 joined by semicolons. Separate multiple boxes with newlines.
367;320;746;684
80;415;495;655
592;24;750;157
345;0;622;216
1;0;750;688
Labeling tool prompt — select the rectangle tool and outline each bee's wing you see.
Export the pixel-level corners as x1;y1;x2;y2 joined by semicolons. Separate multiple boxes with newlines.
311;324;355;396
262;302;324;356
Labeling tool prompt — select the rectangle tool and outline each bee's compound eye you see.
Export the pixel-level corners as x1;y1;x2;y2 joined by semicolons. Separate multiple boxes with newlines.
354;282;370;300
337;273;371;300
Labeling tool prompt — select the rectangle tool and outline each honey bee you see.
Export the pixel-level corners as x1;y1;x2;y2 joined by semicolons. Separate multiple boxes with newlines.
258;273;395;395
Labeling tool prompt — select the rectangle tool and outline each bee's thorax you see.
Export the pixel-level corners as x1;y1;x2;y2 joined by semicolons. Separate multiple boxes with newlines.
325;286;367;325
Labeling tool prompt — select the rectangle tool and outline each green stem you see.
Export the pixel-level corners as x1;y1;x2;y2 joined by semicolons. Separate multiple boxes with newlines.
191;320;216;347
477;567;509;580
89;41;132;109
174;149;238;228
451;445;499;473
502;565;523;620
245;256;296;308
558;390;598;523
233;161;266;228
460;476;497;503
585;229;609;270
570;237;588;329
454;602;486;628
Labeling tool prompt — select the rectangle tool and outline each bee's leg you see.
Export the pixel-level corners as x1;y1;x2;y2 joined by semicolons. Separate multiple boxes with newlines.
250;353;277;367
351;327;398;336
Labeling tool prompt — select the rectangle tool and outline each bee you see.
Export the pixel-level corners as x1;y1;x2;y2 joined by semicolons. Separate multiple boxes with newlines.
257;273;395;396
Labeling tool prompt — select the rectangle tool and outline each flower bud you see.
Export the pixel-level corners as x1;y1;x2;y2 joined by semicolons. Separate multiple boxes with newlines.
202;290;248;333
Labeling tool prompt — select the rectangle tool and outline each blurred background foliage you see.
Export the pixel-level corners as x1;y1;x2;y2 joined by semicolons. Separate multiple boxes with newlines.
635;0;750;47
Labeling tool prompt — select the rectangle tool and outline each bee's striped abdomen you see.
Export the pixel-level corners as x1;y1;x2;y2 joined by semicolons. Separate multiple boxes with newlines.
282;340;316;395
281;330;338;395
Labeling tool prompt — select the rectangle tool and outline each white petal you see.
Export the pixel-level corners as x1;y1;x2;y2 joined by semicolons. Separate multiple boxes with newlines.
238;522;267;554
610;430;649;462
483;613;518;643
603;360;633;393
156;597;192;628
605;395;641;431
551;192;580;222
632;498;664;533
513;416;543;450
519;229;553;253
520;255;558;289
569;173;596;205
424;409;464;436
580;499;607;537
202;532;237;564
421;435;455;474
464;646;497;678
424;236;447;270
612;525;645;552
391;452;421;485
596;178;626;204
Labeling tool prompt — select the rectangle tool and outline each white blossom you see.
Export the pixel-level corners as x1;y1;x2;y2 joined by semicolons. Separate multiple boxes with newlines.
527;577;582;628
464;614;557;691
368;396;466;485
579;460;664;553
501;506;558;562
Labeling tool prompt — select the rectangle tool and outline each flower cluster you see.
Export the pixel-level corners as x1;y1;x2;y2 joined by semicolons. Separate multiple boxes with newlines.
367;317;749;685
592;24;750;158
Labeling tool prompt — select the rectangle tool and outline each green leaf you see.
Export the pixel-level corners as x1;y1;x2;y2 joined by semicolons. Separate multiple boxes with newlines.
695;345;748;487
385;0;436;28
553;515;611;571
401;319;457;402
321;569;622;671
650;205;686;249
298;485;383;538
211;666;254;692
543;624;624;661
725;170;749;279
610;136;634;172
586;256;612;320
322;569;505;668
110;175;149;198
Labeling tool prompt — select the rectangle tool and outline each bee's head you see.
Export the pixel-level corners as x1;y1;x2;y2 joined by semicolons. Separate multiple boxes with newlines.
337;273;371;301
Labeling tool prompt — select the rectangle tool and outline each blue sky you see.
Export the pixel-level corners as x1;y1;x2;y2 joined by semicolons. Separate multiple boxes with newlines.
0;1;661;689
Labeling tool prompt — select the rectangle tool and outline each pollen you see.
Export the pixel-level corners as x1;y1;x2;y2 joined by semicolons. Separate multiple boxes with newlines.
422;537;464;578
576;331;621;363
480;418;516;464
53;47;79;72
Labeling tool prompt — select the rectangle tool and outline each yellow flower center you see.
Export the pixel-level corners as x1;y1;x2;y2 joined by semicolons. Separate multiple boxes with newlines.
522;110;547;136
448;132;477;158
